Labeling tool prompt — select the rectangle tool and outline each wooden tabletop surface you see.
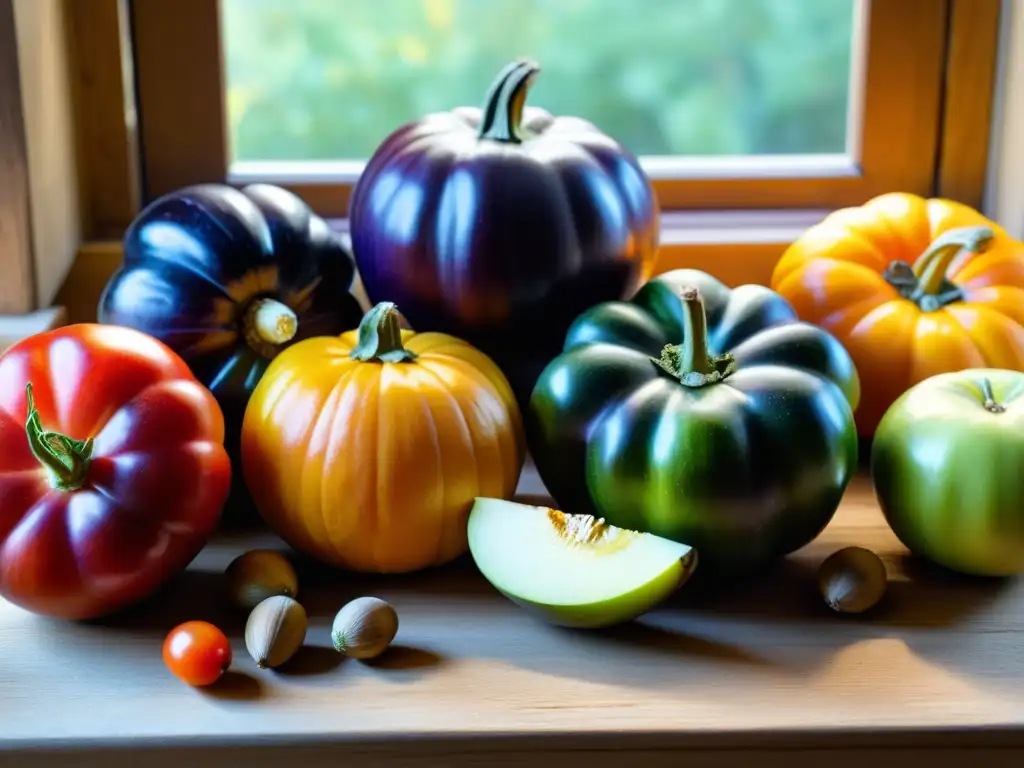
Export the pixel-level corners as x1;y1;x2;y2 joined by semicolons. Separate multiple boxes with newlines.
2;463;1024;767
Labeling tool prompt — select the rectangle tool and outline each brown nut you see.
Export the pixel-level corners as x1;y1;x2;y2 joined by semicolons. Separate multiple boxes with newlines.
817;546;888;614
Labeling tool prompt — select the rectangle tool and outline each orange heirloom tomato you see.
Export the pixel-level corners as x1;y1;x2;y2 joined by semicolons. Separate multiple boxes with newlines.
771;192;1024;436
241;302;525;573
163;620;232;686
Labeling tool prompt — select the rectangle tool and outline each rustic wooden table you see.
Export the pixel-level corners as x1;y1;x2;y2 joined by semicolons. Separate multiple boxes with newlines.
2;464;1023;767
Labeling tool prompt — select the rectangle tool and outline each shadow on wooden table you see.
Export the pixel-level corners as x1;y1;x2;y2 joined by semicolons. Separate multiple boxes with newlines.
589;619;779;666
87;542;1013;630
60;519;1017;695
472;551;1017;691
86;569;251;635
668;552;1014;630
364;644;446;671
198;669;264;701
289;551;499;602
275;645;347;676
76;550;490;632
870;554;1016;627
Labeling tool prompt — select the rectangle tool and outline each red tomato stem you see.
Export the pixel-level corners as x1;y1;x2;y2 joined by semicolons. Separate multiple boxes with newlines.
24;382;93;492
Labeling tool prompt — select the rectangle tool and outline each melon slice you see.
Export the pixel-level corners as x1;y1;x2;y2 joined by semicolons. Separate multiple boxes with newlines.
467;498;697;628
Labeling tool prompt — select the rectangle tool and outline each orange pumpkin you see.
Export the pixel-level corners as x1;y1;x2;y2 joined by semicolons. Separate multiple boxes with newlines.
241;302;525;573
772;192;1024;436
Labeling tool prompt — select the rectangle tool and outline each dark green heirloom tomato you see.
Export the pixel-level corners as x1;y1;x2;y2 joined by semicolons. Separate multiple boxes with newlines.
527;269;860;572
872;369;1024;577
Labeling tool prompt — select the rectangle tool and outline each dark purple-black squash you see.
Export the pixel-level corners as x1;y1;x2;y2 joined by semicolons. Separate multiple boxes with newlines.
98;183;364;519
349;59;660;405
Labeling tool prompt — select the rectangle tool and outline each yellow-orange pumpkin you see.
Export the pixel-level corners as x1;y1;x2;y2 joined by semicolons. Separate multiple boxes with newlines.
772;192;1024;436
241;302;524;572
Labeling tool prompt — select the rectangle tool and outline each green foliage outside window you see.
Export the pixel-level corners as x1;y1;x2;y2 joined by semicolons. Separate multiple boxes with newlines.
222;0;855;163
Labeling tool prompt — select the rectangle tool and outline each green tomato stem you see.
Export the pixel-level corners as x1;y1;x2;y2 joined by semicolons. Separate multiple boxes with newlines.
679;286;713;375
904;226;994;311
477;59;540;144
243;298;298;358
349;302;418;364
24;383;93;492
980;377;1006;414
651;287;736;388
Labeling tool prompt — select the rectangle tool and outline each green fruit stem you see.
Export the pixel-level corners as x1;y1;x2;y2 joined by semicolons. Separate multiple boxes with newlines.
980;377;1006;414
477;59;540;144
244;298;298;358
349;302;418;363
24;382;93;492
652;286;736;388
904;226;994;311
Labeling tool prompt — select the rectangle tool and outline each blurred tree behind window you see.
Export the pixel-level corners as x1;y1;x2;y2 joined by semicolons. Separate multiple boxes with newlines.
222;0;854;162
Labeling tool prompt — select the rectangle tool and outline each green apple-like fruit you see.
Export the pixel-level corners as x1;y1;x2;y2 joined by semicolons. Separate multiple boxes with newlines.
872;368;1024;576
467;498;697;628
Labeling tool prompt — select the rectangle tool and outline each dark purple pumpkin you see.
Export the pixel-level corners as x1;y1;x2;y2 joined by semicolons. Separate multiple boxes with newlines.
98;183;364;521
349;59;660;405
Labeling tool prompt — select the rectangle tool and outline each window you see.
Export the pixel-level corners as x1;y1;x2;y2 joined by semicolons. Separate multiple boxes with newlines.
121;0;999;225
47;0;998;302
0;0;35;314
221;0;855;162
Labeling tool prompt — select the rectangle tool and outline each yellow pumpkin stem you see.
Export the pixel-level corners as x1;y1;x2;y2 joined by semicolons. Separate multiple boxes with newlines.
911;226;994;297
349;302;419;364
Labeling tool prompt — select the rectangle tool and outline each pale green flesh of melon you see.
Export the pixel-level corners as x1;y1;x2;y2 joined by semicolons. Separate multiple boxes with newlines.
467;497;696;628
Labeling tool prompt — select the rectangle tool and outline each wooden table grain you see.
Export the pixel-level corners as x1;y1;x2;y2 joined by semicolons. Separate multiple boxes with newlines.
2;464;1024;767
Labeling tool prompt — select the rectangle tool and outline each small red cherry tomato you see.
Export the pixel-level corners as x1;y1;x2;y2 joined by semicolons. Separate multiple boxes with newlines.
163;621;232;686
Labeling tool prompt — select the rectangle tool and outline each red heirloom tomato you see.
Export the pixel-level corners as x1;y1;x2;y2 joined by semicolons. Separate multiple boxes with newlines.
163;621;232;686
0;324;230;620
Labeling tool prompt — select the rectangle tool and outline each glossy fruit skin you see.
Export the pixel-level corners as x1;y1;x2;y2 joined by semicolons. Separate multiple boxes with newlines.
163;621;233;686
98;183;364;515
872;368;1024;576
349;60;659;406
527;269;859;572
241;304;525;573
0;324;230;620
772;192;1024;437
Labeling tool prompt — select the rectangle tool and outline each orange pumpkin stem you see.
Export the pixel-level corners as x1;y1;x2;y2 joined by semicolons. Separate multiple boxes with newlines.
24;382;94;492
349;302;419;364
911;226;994;299
651;287;736;387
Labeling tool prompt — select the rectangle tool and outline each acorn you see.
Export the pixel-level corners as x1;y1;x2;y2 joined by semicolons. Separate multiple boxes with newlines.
225;549;299;610
245;595;308;669
331;597;399;660
817;546;888;614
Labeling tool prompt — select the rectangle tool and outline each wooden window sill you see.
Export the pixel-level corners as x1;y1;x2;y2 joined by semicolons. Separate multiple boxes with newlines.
57;209;828;326
0;306;67;352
